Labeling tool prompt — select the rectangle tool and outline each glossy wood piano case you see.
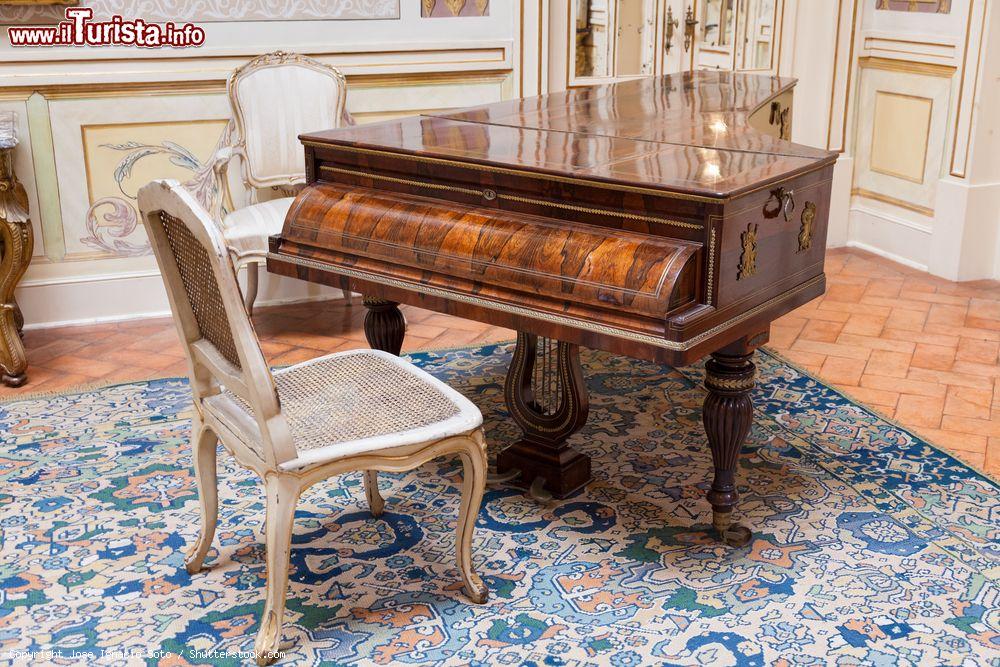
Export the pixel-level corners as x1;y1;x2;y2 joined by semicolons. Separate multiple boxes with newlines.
269;71;838;539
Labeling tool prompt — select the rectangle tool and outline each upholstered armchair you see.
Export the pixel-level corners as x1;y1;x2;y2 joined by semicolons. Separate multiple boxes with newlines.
213;51;354;314
138;179;489;665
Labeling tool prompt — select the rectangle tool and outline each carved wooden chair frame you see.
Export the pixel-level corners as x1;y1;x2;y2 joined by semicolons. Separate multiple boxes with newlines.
210;51;352;312
137;180;488;665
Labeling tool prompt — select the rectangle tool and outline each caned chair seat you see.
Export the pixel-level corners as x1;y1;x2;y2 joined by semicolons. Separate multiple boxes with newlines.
219;196;293;262
207;349;482;471
138;180;489;666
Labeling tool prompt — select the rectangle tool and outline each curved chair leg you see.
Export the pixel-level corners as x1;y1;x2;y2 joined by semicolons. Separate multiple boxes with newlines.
456;432;489;604
185;421;219;575
339;276;354;306
244;262;260;316
363;470;385;517
254;474;300;666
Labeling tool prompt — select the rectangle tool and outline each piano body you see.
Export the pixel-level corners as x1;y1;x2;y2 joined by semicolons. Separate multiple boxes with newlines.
268;71;837;545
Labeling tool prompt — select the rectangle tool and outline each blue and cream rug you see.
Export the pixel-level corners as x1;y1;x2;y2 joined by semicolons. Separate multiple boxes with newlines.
1;344;998;666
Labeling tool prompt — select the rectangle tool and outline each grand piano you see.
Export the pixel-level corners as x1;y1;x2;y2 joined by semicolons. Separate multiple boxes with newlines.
267;71;837;546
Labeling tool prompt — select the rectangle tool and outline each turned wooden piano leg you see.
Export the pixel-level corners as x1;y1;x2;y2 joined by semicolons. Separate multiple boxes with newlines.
702;340;758;547
363;297;405;355
497;332;591;499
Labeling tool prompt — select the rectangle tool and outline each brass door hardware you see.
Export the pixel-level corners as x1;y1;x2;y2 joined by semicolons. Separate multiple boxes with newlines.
665;6;679;54
684;5;698;52
763;187;796;222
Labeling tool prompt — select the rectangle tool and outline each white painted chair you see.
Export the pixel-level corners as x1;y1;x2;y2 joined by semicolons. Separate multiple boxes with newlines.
212;50;354;314
137;180;489;666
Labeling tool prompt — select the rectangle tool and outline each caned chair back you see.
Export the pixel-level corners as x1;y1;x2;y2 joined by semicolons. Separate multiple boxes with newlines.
137;179;295;468
228;51;348;189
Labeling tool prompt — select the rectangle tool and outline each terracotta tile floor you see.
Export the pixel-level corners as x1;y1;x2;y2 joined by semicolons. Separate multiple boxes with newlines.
3;248;998;477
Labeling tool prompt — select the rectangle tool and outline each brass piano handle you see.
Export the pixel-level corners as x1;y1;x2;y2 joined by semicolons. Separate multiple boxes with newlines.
764;187;796;222
665;6;679;54
683;5;698;52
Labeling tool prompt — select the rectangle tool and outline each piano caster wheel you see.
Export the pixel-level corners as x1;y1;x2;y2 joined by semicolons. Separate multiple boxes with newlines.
528;476;553;503
718;524;752;547
487;467;522;485
712;510;752;547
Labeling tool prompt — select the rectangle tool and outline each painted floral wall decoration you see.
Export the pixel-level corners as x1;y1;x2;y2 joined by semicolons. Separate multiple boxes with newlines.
81;122;233;257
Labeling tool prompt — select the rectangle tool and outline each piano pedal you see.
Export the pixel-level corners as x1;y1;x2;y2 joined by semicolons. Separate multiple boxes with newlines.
487;467;522;485
528;477;553;503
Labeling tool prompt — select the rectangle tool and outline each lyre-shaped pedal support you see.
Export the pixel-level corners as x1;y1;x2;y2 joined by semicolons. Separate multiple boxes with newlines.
496;332;591;499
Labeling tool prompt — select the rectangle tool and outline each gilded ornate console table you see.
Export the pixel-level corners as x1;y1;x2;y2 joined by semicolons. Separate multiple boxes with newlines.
0;114;32;387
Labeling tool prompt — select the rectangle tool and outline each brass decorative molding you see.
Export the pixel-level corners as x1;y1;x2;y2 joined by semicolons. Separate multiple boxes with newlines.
268;251;826;353
737;223;758;281
858;56;957;78
950;1;988;178
309;141;726;203
0;62;512;101
704;373;756;393
705;227;717;306
798;201;815;252
851;188;934;217
319;164;704;230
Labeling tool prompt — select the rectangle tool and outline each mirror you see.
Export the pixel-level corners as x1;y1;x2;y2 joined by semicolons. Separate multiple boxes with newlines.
695;0;735;69
736;0;775;70
694;0;777;71
575;0;610;78
573;0;656;81
702;0;734;49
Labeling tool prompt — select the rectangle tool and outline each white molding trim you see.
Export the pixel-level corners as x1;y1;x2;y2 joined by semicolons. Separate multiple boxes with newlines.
849;202;933;235
19;268;161;288
17;269;340;330
845;239;928;272
21;293;341;331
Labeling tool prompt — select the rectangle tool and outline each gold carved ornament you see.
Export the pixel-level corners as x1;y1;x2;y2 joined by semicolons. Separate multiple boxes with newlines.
798;201;816;252
445;0;466;16
737;222;758;281
422;0;436;15
769;101;790;140
0;145;32;387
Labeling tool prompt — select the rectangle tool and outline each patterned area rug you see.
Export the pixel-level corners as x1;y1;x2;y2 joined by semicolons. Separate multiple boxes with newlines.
2;344;998;666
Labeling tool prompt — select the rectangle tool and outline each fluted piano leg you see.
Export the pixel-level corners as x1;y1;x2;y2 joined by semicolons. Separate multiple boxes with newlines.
497;332;591;499
702;345;757;547
363;297;405;356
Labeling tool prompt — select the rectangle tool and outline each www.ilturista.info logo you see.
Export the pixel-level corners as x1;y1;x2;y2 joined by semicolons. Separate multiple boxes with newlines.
8;7;205;48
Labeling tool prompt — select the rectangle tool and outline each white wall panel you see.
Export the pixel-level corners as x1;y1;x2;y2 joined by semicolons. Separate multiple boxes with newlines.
0;2;519;327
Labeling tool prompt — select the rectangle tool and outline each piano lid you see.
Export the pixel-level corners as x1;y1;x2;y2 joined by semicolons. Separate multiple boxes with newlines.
301;71;837;201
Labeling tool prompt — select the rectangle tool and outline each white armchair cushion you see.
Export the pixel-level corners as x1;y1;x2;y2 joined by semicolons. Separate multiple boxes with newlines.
219;196;293;262
233;66;343;185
